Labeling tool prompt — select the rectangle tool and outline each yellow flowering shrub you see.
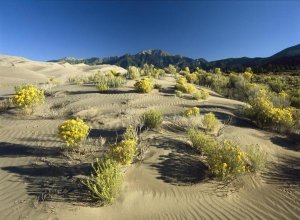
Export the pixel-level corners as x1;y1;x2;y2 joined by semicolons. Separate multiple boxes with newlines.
184;107;200;117
110;139;137;165
203;112;220;132
186;73;199;84
84;157;122;205
247;89;295;131
12;84;45;109
175;77;196;94
269;107;294;130
243;71;253;81
193;90;209;100
58;118;90;147
134;78;153;93
206;141;247;179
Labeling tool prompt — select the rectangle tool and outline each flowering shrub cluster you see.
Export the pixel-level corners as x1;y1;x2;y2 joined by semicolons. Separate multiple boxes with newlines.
12;84;45;109
175;77;196;94
110;139;137;165
184;107;200;117
206;140;247;179
193;90;209;100
134;78;154;93
246;89;295;132
58;118;90;147
187;129;253;180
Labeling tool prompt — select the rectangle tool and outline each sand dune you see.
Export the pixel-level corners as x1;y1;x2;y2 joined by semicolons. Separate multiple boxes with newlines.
0;55;299;219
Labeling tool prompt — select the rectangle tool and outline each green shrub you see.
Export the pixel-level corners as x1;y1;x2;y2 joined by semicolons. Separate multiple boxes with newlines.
206;140;247;180
12;84;45;110
188;129;217;153
184;107;200;117
110;139;137;165
92;73;126;88
58;118;90;147
123;125;138;142
203;112;220;132
142;109;163;129
186;73;199;84
127;66;140;79
84;157;122;205
134;78;154;93
165;64;177;75
244;144;267;172
96;81;109;92
175;90;183;97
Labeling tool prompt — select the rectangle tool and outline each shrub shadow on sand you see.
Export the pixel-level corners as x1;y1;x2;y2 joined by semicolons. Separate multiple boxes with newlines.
262;155;300;186
0;142;94;204
150;136;208;185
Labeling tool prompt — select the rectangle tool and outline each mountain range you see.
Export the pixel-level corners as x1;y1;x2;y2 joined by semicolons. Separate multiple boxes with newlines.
49;44;300;73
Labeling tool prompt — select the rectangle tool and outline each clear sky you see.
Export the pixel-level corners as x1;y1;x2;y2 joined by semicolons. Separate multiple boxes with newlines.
0;0;299;61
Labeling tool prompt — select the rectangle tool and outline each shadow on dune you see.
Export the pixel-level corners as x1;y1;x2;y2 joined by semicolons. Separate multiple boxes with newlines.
152;152;208;186
89;128;125;143
150;136;208;185
0;141;95;204
2;163;93;204
66;89;136;95
66;90;99;95
262;155;300;186
0;142;61;158
270;135;300;151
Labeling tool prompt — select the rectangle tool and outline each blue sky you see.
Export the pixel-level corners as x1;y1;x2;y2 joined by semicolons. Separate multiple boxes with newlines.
0;0;299;61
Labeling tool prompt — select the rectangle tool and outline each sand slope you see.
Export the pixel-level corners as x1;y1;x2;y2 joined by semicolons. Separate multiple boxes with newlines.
0;55;299;220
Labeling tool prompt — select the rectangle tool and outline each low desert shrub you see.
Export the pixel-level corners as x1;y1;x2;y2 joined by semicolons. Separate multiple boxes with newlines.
244;144;267;172
184;107;200;117
110;139;137;165
142;109;163;129
175;90;183;97
123;125;138;142
96;81;109;92
58;118;90;147
246;90;294;132
12;84;45;110
206;141;247;180
186;73;199;84
127;66;140;79
93;74;126;88
134;78;153;93
193;90;209;100
84;157;122;205
188;129;217;153
203;112;220;132
175;77;196;94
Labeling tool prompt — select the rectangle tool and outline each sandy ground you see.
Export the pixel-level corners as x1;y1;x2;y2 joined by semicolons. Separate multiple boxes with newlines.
0;55;299;220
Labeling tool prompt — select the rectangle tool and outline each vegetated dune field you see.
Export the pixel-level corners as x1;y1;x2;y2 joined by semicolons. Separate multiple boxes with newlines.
0;54;299;220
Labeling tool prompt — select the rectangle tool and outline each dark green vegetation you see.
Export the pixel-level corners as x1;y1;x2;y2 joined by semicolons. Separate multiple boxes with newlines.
49;44;300;73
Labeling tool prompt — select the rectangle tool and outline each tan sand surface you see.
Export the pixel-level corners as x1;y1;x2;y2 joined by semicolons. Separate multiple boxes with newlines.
0;55;299;219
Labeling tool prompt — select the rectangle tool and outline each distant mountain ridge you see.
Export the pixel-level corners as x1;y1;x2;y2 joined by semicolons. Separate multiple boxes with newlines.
49;44;300;73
